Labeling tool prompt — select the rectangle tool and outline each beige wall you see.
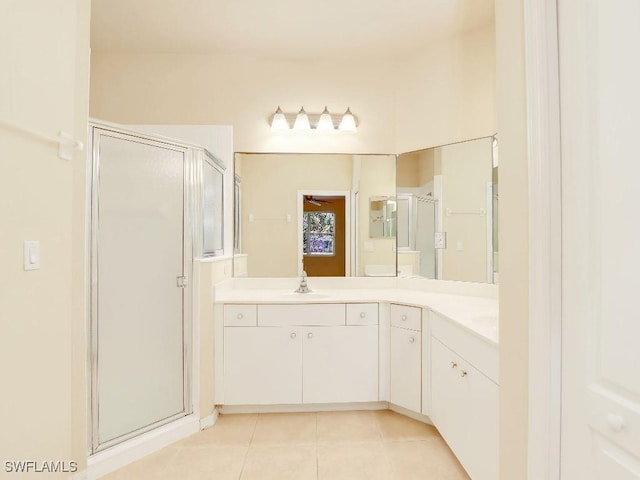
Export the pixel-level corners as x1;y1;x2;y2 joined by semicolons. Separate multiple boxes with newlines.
90;53;397;154
89;22;495;155
196;259;233;419
357;155;397;276
395;24;497;153
397;149;435;189
495;0;529;478
418;149;436;187
397;152;420;187
238;154;353;277
441;138;493;283
0;0;90;474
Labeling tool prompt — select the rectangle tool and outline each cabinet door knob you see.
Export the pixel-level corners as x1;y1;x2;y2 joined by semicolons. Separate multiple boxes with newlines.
401;315;408;321
409;337;415;343
360;312;366;318
290;332;297;339
450;361;457;369
460;370;468;377
607;413;625;432
307;332;313;339
237;313;244;319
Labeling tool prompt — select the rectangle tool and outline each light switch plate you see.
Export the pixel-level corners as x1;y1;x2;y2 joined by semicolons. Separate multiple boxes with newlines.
24;240;41;271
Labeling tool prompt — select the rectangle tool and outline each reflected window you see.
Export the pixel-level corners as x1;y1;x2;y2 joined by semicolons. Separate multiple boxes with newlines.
203;151;225;257
303;212;336;256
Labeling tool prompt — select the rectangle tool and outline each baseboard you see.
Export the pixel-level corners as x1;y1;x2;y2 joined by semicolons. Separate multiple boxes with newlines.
85;415;200;479
388;403;433;425
199;409;219;430
219;401;389;414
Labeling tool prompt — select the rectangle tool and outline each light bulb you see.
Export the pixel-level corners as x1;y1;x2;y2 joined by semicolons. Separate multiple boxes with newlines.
270;106;289;131
316;107;334;130
293;107;311;130
338;107;357;132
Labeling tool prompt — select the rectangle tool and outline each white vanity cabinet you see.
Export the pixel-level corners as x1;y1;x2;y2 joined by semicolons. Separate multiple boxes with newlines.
222;303;379;406
224;326;302;405
389;304;422;412
303;325;378;403
430;311;499;480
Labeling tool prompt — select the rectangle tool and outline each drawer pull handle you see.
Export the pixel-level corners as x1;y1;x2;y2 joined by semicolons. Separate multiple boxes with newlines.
460;370;468;378
450;361;458;369
409;337;415;343
307;332;314;339
290;332;296;339
607;414;625;432
401;315;408;321
237;313;244;319
360;312;366;318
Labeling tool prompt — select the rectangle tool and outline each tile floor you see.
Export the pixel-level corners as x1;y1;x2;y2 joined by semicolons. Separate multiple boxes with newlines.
102;410;470;480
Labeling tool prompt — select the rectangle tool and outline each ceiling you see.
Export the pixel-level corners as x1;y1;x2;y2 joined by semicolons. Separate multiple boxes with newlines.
91;0;494;61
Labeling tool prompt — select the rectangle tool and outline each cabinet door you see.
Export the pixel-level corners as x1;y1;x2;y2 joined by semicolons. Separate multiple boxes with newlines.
223;327;302;405
431;337;499;480
390;326;422;412
431;338;469;466
465;360;499;480
303;326;378;404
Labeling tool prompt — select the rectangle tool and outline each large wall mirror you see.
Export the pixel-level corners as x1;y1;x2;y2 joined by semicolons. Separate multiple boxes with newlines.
233;153;397;277
396;135;498;284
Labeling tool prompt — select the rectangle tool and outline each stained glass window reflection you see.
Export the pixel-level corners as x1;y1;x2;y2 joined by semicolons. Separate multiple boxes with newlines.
303;212;336;256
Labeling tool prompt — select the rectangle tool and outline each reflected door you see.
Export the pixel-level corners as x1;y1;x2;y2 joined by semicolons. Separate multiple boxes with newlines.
91;129;187;451
302;196;346;276
416;197;437;279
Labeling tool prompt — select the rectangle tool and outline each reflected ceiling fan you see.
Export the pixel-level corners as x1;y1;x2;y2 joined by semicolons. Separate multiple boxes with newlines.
304;195;333;206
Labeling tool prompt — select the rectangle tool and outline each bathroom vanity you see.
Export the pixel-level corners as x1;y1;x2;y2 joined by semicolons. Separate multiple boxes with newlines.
214;281;498;480
222;303;379;405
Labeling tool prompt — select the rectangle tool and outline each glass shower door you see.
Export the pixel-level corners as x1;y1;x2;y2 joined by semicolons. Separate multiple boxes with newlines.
416;196;437;279
91;128;189;451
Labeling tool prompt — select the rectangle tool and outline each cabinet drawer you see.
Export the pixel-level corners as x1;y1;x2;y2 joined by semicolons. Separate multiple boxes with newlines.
224;304;257;326
391;304;421;331
431;311;499;384
346;303;379;325
257;304;345;326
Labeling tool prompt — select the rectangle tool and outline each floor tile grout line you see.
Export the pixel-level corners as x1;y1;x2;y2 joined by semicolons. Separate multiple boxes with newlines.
315;412;319;480
237;414;259;480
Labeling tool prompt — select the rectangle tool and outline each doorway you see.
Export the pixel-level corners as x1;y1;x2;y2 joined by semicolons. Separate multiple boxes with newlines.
298;192;349;276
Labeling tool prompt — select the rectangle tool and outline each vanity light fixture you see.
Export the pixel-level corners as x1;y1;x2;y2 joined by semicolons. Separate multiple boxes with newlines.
293;107;311;130
270;106;289;132
268;106;358;131
316;107;334;131
338;107;357;132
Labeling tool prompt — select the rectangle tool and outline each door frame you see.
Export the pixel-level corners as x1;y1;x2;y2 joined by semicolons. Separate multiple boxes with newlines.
87;121;196;453
297;190;351;277
523;0;563;478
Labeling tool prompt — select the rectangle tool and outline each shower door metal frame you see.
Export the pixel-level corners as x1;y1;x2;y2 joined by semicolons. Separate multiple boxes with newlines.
88;122;195;454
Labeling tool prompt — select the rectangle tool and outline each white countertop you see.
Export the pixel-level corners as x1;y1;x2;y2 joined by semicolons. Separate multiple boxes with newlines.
215;288;499;345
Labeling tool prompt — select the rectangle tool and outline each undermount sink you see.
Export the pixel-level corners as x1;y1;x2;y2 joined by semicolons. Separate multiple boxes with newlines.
277;293;330;300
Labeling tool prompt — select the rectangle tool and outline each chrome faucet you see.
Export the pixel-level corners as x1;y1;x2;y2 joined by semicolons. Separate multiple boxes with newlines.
295;271;311;293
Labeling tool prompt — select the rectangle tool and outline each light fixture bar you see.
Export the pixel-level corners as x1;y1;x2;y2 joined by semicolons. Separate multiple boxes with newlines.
268;107;359;131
